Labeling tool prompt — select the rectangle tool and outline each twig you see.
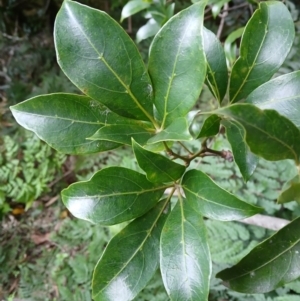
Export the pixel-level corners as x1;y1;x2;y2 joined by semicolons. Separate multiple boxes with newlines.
217;3;229;39
163;142;190;165
178;142;193;155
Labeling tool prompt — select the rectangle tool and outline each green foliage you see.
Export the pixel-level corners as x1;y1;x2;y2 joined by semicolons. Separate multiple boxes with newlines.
9;0;300;300
121;0;175;43
0;130;66;215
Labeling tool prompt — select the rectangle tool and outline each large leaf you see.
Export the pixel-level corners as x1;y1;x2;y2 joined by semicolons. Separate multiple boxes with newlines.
88;124;154;145
160;197;211;301
203;27;228;103
121;0;151;22
54;0;155;123
182;169;262;221
246;71;300;128
93;200;168;301
61;167;167;225
217;104;300;163
148;1;206;128
10;93;126;154
222;119;258;182
132;139;185;183
217;216;300;294
229;1;295;103
147;117;193;144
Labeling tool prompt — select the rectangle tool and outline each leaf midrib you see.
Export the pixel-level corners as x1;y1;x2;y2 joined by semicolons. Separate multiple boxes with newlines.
160;19;192;129
68;185;168;199
93;195;172;299
230;4;269;103
232;115;298;161
64;2;155;124
183;185;254;213
224;236;300;282
12;109;104;125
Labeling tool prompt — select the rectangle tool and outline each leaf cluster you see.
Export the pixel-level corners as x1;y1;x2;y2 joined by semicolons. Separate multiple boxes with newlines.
9;0;300;300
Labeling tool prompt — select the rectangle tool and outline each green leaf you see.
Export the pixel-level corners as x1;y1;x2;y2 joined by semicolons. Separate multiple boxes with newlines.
222;119;258;182
10;93;122;154
224;27;244;68
217;216;300;294
246;71;300;128
278;175;300;204
211;0;230;18
217;104;300;163
88;124;154;145
147;117;193;144
61;167;167;225
203;27;228;103
160;197;211;301
148;1;206;128
54;0;155;123
229;1;295;103
121;0;151;22
182;169;262;221
197;114;221;138
93;200;169;301
136;19;161;43
132;139;185;183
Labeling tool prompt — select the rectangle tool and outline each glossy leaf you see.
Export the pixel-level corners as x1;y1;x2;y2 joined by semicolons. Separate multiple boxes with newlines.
217;216;300;294
88;124;154;145
278;175;300;204
246;71;300;128
121;0;151;22
10;93;123;154
229;1;295;103
182;169;262;221
148;1;206;128
132;139;185;183
147;117;193;144
61;167;167;225
54;0;155;122
197;114;221;138
136;19;161;43
222;119;258;182
217;104;300;163
93;200;169;301
160;197;211;301
203;27;228;103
